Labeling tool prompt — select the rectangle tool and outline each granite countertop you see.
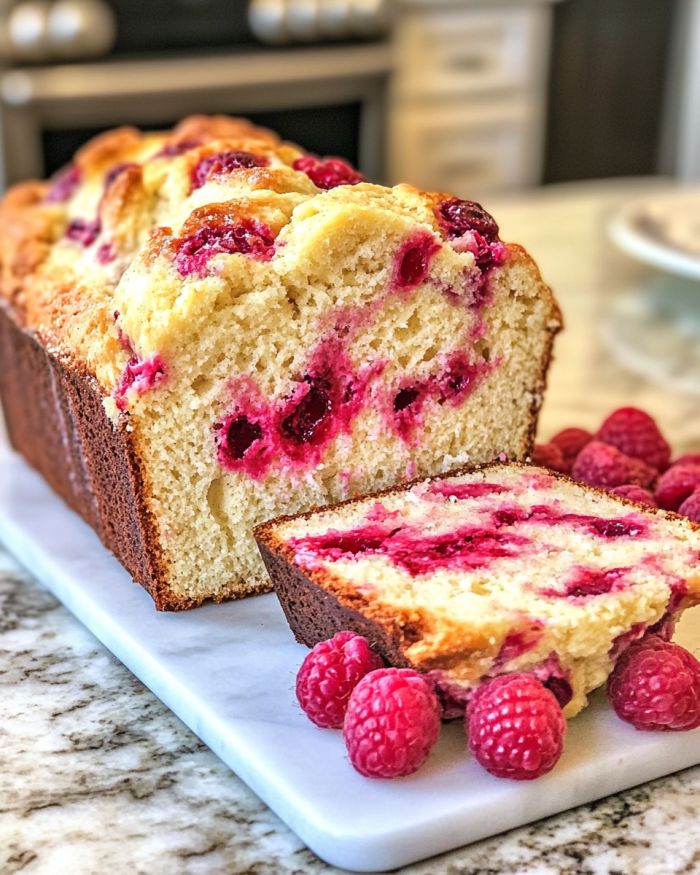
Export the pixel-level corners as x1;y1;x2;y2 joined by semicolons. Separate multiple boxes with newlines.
3;179;700;875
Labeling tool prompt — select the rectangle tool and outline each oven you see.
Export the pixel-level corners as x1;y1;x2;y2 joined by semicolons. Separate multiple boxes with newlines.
0;0;393;187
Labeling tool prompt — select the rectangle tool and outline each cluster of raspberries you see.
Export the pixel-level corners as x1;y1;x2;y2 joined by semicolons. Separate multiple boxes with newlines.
533;407;700;521
295;630;700;782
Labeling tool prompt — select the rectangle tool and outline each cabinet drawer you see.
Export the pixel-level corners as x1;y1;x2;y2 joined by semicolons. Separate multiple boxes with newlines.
390;102;542;195
394;6;549;99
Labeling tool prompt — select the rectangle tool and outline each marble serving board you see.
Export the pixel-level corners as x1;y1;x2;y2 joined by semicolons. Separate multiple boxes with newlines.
2;444;700;873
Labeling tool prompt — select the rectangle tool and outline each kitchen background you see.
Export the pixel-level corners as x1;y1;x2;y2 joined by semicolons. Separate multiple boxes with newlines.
5;4;700;872
0;0;691;194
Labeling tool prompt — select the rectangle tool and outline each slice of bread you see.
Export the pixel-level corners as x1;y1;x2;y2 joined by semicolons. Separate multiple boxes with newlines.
256;463;700;717
0;115;561;609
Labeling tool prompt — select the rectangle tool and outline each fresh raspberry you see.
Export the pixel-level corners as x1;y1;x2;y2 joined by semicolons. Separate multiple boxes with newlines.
610;484;657;507
608;635;700;731
673;453;700;468
343;668;440;778
296;631;383;728
550;427;593;470
467;674;566;780
571;441;657;489
655;463;700;511
597;407;671;472
678;489;700;522
532;442;567;472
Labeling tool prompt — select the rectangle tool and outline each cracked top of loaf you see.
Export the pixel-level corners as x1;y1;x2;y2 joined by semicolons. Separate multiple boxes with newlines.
0;114;560;414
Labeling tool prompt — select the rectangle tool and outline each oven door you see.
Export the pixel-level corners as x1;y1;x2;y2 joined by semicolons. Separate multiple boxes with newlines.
0;43;390;187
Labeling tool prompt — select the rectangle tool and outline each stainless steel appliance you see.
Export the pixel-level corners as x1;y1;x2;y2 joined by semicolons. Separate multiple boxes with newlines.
0;0;392;186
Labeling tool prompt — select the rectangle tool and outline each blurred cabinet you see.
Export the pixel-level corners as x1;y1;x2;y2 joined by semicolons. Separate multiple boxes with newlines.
547;0;675;183
389;1;559;196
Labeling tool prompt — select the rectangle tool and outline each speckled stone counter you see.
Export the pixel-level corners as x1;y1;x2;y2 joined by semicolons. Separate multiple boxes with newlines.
3;179;700;874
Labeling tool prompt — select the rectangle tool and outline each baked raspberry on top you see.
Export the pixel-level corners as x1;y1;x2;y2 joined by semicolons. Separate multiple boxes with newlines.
256;462;700;719
467;673;566;779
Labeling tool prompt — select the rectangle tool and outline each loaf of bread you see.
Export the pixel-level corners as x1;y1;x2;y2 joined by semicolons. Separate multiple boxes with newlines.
256;463;700;717
0;115;561;609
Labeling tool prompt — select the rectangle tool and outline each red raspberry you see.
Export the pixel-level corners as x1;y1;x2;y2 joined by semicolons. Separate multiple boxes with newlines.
467;674;566;780
608;635;700;731
296;631;383;728
571;441;657;489
655;463;700;511
678;489;700;522
532;442;567;472
674;453;700;468
610;484;657;507
292;155;364;190
597;407;671;472
551;427;593;470
343;668;440;778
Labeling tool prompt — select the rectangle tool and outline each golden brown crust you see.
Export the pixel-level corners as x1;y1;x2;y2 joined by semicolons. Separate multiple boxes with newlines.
0;184;57;317
0;298;272;611
0;298;167;607
0;115;282;333
2;179;47;209
170;114;280;146
75;126;143;172
101;164;146;235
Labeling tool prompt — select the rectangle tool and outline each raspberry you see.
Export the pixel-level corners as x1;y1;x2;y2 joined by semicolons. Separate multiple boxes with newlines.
113;354;167;411
674;453;700;468
97;242;116;264
571;441;657;489
394;232;441;289
678;489;700;522
66;217;101;247
655;463;700;511
343;668;440;778
192;149;269;189
281;379;332;444
610;485;657;507
175;219;276;276
550;427;593;470
296;631;383;728
532;442;567;472
222;415;263;460
467;674;566;780
45;164;81;203
292;155;364;190
597;407;671;472
437;198;499;242
608;636;700;731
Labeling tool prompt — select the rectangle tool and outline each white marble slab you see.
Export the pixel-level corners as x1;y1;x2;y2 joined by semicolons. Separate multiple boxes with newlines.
2;443;700;873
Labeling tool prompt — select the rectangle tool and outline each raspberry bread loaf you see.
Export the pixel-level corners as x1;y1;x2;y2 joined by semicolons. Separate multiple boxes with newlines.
0;115;561;609
255;463;700;717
